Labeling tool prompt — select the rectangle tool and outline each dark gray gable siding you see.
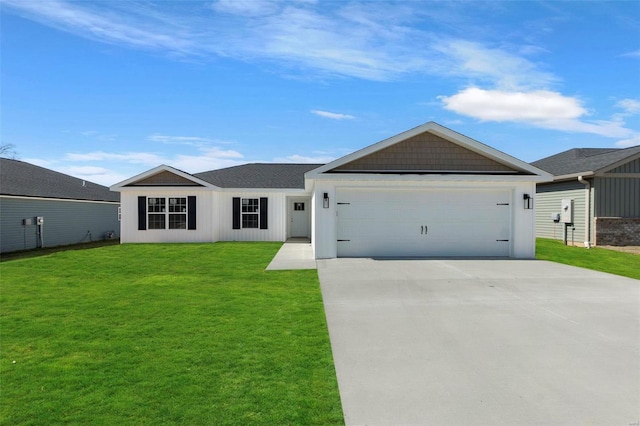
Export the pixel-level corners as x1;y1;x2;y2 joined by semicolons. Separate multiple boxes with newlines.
0;197;120;253
607;158;640;174
194;163;322;189
0;158;119;202
594;177;640;217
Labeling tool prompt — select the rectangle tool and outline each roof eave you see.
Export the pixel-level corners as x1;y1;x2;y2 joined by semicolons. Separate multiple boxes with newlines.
110;165;219;190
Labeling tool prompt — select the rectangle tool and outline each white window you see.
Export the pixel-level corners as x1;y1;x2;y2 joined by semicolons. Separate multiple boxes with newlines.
242;198;259;228
148;197;187;230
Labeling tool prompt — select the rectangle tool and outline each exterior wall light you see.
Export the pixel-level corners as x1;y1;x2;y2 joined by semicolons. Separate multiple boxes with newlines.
323;192;329;208
523;193;533;210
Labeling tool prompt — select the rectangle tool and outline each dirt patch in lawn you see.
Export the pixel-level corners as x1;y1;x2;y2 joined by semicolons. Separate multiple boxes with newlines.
598;246;640;255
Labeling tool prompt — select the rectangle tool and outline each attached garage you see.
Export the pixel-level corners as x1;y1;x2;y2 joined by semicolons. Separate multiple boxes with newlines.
308;122;552;259
336;188;512;257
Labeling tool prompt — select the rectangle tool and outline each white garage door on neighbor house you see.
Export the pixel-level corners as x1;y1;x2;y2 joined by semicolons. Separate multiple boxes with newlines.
336;188;512;258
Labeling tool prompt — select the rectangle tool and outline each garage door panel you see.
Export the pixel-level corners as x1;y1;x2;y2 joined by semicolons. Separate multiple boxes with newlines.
337;188;511;257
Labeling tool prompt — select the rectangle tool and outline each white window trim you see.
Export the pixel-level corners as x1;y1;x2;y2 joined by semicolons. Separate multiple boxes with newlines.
241;198;260;229
148;197;188;230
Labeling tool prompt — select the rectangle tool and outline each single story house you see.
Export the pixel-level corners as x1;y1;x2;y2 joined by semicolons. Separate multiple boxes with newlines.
111;122;551;259
531;146;640;247
0;158;121;253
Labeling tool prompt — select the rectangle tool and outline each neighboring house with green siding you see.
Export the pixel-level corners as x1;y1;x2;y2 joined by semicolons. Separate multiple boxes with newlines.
531;147;640;247
0;158;120;253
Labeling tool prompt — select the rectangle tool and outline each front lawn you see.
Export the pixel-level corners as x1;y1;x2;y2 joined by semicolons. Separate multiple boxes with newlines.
536;238;640;280
1;243;343;425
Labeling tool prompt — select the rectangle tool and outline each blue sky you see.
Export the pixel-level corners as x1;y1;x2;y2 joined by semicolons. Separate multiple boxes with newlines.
1;0;639;186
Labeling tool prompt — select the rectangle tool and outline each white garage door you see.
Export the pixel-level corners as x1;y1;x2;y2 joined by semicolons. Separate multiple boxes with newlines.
337;188;511;257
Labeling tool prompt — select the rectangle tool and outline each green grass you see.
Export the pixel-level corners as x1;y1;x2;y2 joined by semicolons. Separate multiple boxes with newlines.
1;243;343;425
536;238;640;280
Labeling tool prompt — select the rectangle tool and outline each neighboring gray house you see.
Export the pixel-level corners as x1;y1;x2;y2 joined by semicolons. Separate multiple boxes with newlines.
0;158;120;253
531;146;640;247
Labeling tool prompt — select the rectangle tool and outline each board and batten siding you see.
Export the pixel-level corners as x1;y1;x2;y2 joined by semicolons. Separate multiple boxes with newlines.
0;196;120;253
217;192;288;242
119;190;216;243
535;180;589;244
594;177;640;217
593;159;640;218
119;190;289;243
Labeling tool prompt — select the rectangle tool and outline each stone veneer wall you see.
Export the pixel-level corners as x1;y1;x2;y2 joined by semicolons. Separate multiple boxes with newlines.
594;217;640;246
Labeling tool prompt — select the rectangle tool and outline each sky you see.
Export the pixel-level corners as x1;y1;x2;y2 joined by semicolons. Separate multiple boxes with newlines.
1;0;639;187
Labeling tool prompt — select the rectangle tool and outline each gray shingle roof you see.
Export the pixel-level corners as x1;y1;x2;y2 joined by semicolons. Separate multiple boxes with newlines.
531;146;640;176
194;163;323;189
0;158;120;202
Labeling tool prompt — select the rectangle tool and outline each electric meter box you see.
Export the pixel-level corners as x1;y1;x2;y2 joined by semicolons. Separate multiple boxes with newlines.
36;216;44;225
560;199;573;223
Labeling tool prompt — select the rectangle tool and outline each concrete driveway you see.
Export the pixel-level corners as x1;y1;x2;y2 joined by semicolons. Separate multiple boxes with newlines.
317;258;640;426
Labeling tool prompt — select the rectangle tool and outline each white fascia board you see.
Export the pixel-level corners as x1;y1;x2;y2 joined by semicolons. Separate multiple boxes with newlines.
306;121;551;179
115;186;214;192
110;165;218;190
308;172;552;183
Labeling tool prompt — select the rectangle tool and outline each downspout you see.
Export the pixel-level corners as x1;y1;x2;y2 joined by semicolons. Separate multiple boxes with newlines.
577;176;591;248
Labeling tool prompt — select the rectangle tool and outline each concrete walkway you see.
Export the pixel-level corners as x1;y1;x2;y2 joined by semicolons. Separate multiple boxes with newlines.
265;238;316;270
318;258;640;426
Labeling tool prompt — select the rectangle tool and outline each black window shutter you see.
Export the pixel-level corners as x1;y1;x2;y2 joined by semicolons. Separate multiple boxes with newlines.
187;196;196;230
232;197;241;229
138;196;147;230
259;197;268;229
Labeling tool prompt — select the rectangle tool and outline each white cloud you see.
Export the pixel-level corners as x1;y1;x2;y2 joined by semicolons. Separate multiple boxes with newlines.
148;134;211;145
615;135;640;148
615;98;640;114
433;40;557;90
56;166;130;187
621;50;640;58
212;0;280;17
440;87;635;138
65;151;166;165
2;0;549;84
2;0;194;55
274;154;335;163
440;88;585;121
311;110;355;120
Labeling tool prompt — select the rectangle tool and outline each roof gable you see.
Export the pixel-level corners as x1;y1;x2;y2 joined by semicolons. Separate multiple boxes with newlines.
128;170;203;186
331;131;517;173
110;165;214;190
309;122;547;178
0;158;119;202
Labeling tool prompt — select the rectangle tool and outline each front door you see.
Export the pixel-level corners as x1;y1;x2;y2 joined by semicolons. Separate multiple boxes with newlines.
290;198;310;238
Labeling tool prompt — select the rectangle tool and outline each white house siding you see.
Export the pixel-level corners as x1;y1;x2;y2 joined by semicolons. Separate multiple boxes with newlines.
119;189;215;243
0;196;120;253
310;178;537;259
217;191;288;242
535;180;589;244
